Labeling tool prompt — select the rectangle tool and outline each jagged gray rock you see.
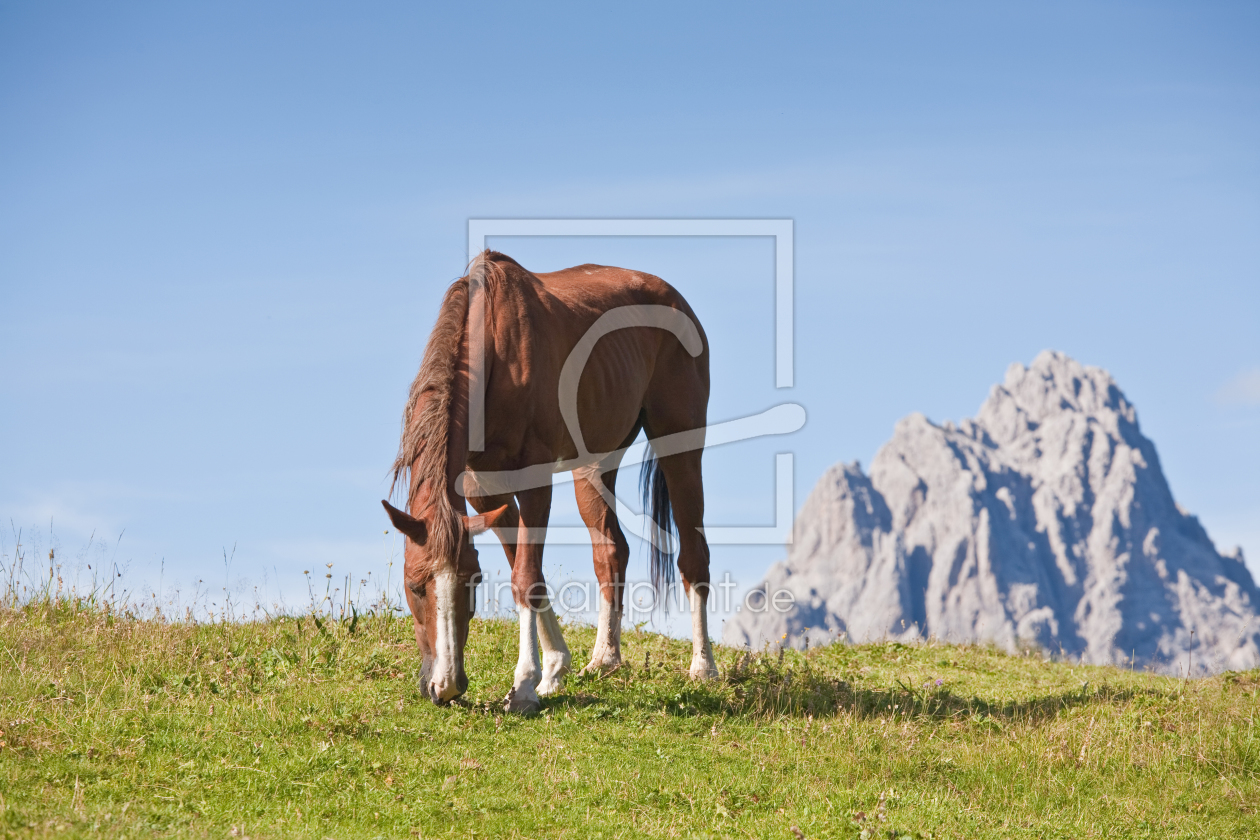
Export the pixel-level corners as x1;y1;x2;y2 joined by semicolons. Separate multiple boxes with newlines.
724;351;1260;675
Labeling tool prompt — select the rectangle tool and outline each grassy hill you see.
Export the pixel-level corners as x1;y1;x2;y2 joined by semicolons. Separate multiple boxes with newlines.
1;601;1257;839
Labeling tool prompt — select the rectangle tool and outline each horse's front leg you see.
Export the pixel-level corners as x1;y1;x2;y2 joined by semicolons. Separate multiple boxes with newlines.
505;483;571;713
573;466;629;676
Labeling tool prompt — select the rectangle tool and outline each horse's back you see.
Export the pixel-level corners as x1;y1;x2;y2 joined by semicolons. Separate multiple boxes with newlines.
531;262;709;384
482;257;708;461
533;263;699;322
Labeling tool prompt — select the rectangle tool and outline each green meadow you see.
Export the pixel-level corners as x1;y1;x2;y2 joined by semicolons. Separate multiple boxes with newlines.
1;600;1257;839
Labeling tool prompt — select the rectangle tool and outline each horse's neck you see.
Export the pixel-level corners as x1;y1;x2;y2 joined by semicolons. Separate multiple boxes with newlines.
405;352;472;524
443;347;472;516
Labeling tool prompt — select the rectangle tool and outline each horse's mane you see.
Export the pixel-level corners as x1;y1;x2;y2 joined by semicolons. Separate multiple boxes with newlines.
390;251;520;559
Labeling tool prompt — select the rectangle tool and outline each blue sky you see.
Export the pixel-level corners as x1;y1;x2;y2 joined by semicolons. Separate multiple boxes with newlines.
2;2;1257;629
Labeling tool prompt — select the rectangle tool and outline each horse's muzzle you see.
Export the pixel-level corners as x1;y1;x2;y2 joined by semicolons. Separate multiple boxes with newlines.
427;670;468;705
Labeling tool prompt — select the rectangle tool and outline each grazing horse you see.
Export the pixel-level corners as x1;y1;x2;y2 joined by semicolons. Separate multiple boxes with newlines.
381;251;718;713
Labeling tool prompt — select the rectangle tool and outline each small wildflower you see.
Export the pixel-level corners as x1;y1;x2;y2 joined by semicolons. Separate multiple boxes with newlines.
935;679;943;686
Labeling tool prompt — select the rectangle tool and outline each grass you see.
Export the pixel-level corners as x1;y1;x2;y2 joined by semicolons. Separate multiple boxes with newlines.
1;599;1257;839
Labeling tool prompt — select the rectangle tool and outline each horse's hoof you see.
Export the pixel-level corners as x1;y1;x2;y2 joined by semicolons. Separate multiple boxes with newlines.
537;671;567;696
537;653;571;696
579;657;621;677
504;685;541;715
689;658;719;681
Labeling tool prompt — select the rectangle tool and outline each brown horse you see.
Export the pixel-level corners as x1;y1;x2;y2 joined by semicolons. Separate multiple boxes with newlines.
381;251;717;712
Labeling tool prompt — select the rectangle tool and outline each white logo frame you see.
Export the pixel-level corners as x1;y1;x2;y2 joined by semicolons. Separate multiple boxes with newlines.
466;219;799;546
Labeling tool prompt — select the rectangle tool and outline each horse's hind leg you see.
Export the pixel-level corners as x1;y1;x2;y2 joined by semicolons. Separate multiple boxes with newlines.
573;464;630;675
654;448;719;680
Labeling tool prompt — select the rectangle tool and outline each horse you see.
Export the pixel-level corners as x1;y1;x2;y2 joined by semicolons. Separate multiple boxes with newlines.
381;250;718;713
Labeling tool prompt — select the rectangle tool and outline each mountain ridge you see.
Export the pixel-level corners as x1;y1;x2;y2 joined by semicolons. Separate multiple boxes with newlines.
723;351;1260;675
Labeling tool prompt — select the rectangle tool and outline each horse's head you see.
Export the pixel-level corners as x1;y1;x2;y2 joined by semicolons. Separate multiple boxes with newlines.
380;499;510;704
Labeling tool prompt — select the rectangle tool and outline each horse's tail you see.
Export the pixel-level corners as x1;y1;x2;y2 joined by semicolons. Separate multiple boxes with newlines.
639;443;677;606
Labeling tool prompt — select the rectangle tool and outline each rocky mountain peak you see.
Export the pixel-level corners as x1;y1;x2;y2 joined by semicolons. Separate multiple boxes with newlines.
724;352;1259;675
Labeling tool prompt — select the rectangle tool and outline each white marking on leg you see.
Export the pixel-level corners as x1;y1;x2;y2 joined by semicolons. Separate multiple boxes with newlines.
535;597;571;696
505;602;541;713
429;569;464;702
581;594;623;675
688;585;718;680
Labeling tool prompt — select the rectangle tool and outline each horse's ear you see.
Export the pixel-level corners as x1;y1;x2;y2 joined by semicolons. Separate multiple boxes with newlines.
463;504;511;537
382;500;428;545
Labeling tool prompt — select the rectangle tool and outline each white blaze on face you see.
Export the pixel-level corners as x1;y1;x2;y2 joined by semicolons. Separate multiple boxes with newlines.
429;568;463;702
